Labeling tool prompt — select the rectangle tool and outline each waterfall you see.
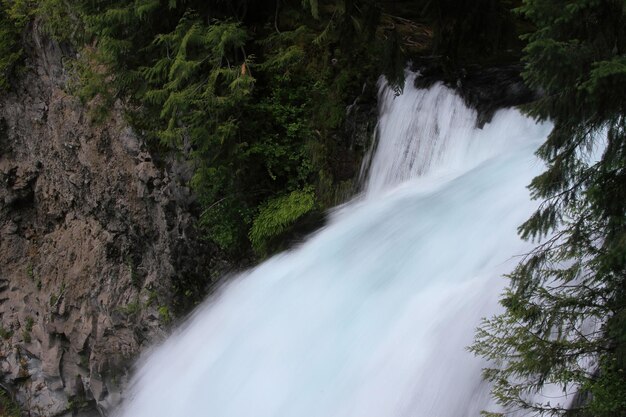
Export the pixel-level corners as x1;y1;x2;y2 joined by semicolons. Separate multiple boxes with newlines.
115;75;553;417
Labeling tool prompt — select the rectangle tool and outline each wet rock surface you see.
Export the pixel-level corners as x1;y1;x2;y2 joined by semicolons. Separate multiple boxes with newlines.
0;25;213;416
412;61;538;126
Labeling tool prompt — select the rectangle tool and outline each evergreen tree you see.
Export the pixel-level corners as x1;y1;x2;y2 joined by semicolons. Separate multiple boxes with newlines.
52;0;397;260
472;1;626;416
0;0;29;90
413;0;518;67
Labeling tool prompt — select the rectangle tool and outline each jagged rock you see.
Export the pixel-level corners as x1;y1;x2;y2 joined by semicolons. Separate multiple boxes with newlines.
411;61;538;127
0;22;214;416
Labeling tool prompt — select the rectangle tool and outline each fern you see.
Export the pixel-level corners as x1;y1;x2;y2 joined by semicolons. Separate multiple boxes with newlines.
0;0;28;90
302;0;319;19
31;0;394;262
250;188;316;255
134;0;159;20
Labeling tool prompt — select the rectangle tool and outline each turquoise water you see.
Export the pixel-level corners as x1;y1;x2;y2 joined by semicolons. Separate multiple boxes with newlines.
115;77;552;417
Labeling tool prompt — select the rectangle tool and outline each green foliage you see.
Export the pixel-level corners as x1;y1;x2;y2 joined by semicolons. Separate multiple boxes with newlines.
64;48;118;123
472;1;626;416
21;329;31;343
0;326;12;340
146;290;158;307
0;0;27;90
0;0;82;89
0;389;21;417
67;396;89;413
118;300;141;317
106;0;391;259
24;316;34;332
413;0;518;67
157;305;171;324
37;0;83;41
584;355;626;416
2;0;33;29
26;263;34;280
1;0;404;311
250;188;316;255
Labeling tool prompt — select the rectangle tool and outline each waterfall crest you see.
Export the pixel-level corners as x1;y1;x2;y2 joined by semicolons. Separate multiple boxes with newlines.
115;75;552;417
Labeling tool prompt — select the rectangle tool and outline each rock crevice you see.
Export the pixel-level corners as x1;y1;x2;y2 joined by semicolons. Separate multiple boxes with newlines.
0;25;213;416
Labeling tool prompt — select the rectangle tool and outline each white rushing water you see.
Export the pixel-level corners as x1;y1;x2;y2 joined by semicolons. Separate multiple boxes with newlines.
115;75;552;417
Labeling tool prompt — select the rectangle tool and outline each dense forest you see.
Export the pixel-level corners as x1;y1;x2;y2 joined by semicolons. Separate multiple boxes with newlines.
0;0;624;416
0;0;524;263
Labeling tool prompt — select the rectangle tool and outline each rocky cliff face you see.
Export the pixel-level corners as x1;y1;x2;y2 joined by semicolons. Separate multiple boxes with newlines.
0;25;213;416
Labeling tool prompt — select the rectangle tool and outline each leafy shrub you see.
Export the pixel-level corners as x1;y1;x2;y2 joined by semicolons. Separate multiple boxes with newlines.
0;326;12;340
0;389;20;417
157;305;171;324
0;1;26;90
250;188;316;255
24;316;34;332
